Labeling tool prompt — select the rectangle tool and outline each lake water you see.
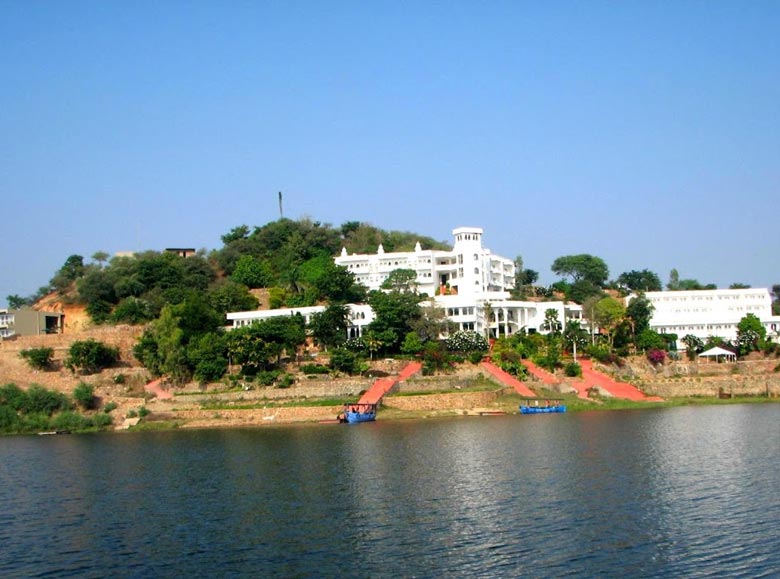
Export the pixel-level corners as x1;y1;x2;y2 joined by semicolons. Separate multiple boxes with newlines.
2;404;780;578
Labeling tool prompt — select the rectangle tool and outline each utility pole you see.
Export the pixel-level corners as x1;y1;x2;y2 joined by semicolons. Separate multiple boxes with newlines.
278;191;283;219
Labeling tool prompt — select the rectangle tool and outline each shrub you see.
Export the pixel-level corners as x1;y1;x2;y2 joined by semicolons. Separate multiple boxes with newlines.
329;348;363;375
73;382;97;410
113;374;126;384
0;404;21;432
0;383;28;411
103;401;118;413
445;331;489;353
301;364;330;375
25;385;70;415
647;349;666;365
93;413;113;428
256;370;280;386
277;374;295;389
138;407;150;418
564;362;582;377
52;411;93;431
20;347;54;371
468;351;485;365
65;339;120;374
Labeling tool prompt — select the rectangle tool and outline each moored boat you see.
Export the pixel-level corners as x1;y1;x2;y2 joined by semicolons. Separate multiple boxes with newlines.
519;399;566;414
338;403;377;424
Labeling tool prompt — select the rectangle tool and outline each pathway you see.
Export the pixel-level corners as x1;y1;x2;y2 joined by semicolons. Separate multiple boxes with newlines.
358;361;423;406
523;359;560;386
480;361;537;397
579;360;663;401
144;378;173;400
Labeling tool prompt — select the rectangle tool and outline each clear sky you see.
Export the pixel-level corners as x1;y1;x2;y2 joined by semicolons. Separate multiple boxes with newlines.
2;1;778;307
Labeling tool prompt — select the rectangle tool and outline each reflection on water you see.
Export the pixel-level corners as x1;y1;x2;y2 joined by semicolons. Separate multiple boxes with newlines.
2;405;780;577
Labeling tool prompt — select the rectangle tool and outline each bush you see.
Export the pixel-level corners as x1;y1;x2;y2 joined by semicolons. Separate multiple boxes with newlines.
329;348;363;375
564;362;582;377
301;364;330;375
65;339;120;374
277;374;295;388
103;401;118;413
256;370;280;386
52;411;93;431
0;383;28;411
73;382;97;410
0;404;21;432
20;347;54;371
647;349;666;365
25;385;70;415
93;413;113;428
445;331;489;353
586;345;620;365
468;351;485;365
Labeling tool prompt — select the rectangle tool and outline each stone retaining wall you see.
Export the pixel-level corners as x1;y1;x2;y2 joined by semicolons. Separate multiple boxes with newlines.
383;390;498;411
638;376;780;398
172;405;343;427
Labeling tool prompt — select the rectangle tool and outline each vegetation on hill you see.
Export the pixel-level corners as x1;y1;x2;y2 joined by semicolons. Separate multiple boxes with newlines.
5;216;780;392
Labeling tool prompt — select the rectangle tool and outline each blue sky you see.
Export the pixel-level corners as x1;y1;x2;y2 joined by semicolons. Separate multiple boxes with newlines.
2;1;778;306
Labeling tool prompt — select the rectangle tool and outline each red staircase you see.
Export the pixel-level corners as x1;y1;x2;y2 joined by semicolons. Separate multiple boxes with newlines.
481;361;537;397
579;359;663;401
523;359;560;386
358;361;423;406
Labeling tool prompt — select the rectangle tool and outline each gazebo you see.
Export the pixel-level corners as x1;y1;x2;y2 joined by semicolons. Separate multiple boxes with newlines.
698;346;737;363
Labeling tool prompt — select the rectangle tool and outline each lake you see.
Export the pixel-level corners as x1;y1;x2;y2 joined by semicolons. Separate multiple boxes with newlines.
2;404;780;578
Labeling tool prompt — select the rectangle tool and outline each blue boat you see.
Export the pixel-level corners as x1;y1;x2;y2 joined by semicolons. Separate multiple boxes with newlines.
519;399;567;414
339;403;377;424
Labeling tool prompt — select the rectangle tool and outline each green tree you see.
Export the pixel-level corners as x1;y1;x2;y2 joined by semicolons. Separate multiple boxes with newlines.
635;329;666;352
187;333;229;383
729;283;751;289
625;293;655;342
593;297;626;346
366;289;423;353
91;251;110;268
308;304;350;350
617;270;662;292
208;280;259;315
312;262;366;304
563;321;588;356
736;313;766;356
381;269;419;293
540;308;562;335
231;255;273;288
667;268;680;291
6;294;31;309
410;301;456;342
51;255;86;292
110;297;155;324
682;334;704;360
551;254;609;287
401;331;424;355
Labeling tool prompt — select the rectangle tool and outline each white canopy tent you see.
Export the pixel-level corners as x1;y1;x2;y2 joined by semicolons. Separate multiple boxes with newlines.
698;346;737;363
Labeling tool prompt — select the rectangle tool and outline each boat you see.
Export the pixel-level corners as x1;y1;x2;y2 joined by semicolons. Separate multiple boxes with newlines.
338;403;377;424
519;399;567;414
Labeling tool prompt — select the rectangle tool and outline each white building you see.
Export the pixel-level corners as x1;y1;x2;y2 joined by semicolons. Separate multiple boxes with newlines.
335;226;515;298
628;288;780;348
227;226;582;339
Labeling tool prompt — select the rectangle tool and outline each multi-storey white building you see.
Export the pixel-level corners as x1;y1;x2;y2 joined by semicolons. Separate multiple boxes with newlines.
228;226;583;339
628;288;780;348
335;226;515;297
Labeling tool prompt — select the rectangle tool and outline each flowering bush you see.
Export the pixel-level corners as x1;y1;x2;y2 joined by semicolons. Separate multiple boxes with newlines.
646;349;666;365
445;331;489;353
